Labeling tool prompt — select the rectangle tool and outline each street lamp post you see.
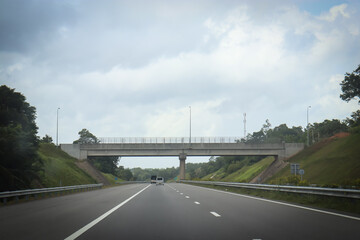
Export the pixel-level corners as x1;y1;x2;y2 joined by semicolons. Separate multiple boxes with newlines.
56;107;60;146
189;106;192;145
307;106;311;146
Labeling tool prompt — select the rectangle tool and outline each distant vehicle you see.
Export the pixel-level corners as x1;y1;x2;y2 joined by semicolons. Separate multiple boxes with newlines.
151;175;157;184
156;177;164;185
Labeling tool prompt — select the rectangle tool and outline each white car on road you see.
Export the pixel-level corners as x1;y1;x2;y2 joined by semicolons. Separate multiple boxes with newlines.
156;177;164;185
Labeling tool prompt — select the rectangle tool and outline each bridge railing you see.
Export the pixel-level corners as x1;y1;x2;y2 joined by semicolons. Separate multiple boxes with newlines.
98;137;243;144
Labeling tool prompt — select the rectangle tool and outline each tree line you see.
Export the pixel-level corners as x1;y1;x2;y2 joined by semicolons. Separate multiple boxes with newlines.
243;118;353;144
0;85;42;191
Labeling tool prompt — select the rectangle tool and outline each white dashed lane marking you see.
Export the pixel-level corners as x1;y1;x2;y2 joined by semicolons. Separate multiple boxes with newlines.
194;201;200;205
210;211;221;217
185;196;190;198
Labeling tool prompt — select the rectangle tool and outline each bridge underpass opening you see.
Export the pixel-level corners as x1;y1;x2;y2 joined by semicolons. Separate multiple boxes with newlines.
120;156;212;180
119;156;210;169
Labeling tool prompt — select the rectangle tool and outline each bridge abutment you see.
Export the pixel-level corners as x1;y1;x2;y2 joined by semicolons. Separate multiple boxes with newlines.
179;153;187;180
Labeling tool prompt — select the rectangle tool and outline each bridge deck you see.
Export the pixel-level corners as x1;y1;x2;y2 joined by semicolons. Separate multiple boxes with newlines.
61;142;304;159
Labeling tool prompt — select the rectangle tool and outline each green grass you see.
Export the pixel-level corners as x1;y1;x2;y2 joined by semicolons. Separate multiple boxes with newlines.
102;173;124;185
201;156;274;182
268;133;360;186
201;168;226;181
222;156;274;182
38;143;96;187
186;183;360;215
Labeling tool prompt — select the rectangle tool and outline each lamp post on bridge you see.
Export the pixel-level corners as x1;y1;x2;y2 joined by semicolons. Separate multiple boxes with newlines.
56;107;60;146
189;106;192;145
307;106;311;146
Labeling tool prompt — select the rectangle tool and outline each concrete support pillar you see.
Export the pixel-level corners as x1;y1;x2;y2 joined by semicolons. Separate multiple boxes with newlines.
179;153;187;180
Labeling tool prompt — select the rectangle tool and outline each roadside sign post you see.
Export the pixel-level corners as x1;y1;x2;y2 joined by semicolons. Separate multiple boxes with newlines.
299;169;305;181
290;163;300;176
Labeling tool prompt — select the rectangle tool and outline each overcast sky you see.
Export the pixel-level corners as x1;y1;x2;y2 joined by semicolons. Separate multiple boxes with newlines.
1;0;359;169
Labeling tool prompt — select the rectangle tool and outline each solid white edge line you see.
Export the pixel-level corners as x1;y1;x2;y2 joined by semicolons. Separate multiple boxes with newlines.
210;211;221;217
183;184;360;221
64;184;151;240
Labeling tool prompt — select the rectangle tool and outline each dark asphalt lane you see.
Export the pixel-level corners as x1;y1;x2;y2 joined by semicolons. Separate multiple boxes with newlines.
0;183;359;240
74;183;360;240
170;183;360;240
0;183;149;240
77;183;228;240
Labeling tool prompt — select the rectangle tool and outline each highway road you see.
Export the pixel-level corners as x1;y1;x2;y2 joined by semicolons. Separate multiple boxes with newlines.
0;183;359;240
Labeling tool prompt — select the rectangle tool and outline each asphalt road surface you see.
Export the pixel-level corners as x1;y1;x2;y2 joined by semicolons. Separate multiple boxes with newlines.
0;183;359;240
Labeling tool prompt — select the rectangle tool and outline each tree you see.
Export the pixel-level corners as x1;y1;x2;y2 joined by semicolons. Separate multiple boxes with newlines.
312;119;348;138
73;128;99;144
40;135;53;144
340;64;360;104
73;128;120;174
0;85;41;191
116;166;134;181
267;124;305;143
344;110;360;128
90;156;120;175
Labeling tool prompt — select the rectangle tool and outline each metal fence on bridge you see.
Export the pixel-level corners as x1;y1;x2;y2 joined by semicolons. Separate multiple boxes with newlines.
98;137;243;144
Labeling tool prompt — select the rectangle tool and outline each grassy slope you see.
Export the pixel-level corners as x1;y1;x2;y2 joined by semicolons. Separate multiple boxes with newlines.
102;173;124;185
38;143;96;187
268;133;360;185
201;156;274;182
223;156;274;182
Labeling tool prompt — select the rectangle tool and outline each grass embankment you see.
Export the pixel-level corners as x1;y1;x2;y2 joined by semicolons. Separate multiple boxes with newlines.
38;143;96;187
200;156;274;182
268;133;360;187
183;133;360;214
102;173;124;185
186;183;360;215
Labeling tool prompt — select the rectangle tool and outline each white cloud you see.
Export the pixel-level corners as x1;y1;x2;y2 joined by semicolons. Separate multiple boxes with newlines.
318;4;350;22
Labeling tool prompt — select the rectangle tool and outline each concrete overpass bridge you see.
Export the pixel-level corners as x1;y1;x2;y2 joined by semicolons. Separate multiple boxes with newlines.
61;137;304;180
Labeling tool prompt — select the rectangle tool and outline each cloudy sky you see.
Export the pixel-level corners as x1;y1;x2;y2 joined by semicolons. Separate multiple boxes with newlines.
1;0;359;169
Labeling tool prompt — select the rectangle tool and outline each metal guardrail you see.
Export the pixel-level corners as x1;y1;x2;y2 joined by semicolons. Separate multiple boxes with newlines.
0;183;103;204
98;137;242;144
180;180;360;199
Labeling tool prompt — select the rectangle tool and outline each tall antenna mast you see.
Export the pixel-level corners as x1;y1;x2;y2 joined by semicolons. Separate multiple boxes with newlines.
243;113;246;138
